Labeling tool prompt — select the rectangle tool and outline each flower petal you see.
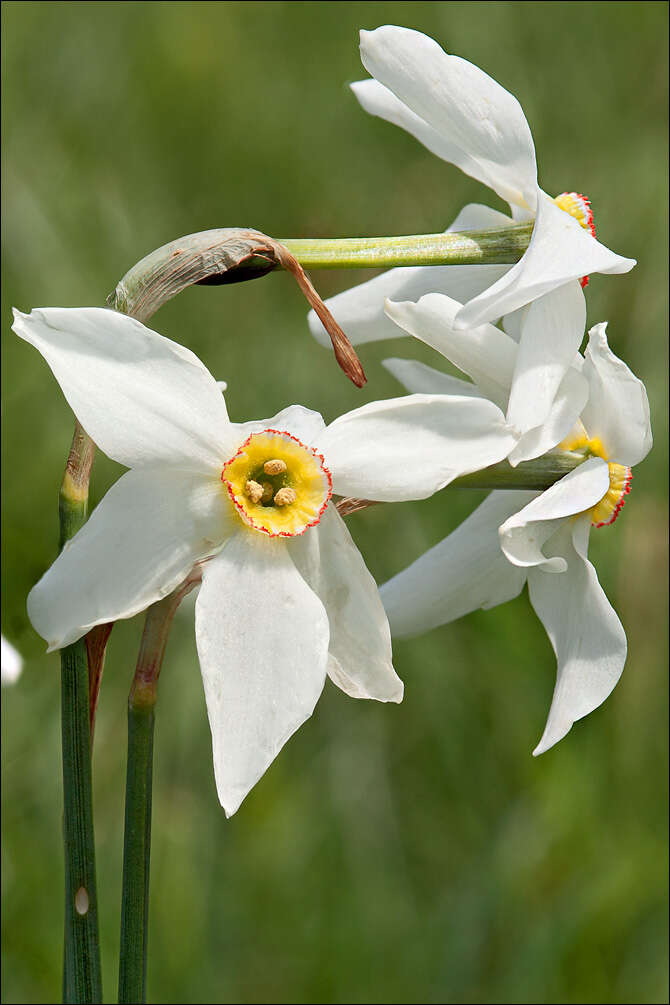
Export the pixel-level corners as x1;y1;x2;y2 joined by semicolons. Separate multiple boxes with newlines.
499;458;609;572
506;281;587;442
384;293;517;409
230;404;326;447
12;307;233;471
306;203;511;349
581;323;653;466
454;191;636;329
195;532;329;816
381;491;535;637
508;366;589;466
359;26;538;209
316;394;517;502
383;358;483;398
288;506;403;702
529;516;627;754
352;78;486;183
28;468;233;651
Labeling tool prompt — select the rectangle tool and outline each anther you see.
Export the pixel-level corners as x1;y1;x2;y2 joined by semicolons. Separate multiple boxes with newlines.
245;480;264;504
274;487;297;507
261;482;274;504
264;459;287;475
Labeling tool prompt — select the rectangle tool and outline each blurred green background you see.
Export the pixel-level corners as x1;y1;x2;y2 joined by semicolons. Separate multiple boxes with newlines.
2;3;668;1003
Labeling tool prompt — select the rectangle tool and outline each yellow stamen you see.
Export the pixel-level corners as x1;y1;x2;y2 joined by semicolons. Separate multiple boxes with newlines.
245;480;264;503
274;487;297;507
263;459;287;475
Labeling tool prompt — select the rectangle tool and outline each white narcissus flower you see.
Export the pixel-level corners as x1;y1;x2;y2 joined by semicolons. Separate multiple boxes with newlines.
12;306;519;815
308;25;635;345
380;320;652;754
1;635;23;686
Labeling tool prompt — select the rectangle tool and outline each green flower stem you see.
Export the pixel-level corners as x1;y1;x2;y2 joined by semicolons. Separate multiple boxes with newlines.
118;577;199;1005
279;223;533;270
336;451;586;516
59;421;102;1005
451;450;585;491
110;224;533;317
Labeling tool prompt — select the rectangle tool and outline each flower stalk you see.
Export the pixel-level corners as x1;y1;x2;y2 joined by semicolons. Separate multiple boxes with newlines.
279;223;533;270
335;450;587;516
59;420;102;1005
451;449;586;491
118;574;200;1005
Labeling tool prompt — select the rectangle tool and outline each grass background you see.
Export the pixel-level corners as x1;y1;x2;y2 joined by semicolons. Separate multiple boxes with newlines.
2;2;668;1002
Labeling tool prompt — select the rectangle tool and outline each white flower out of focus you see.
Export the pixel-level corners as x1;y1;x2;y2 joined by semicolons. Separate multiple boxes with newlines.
13;306;524;815
308;24;635;347
380;300;652;754
1;635;23;686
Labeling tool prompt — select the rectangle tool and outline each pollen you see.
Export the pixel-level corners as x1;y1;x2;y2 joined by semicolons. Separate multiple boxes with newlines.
274;487;297;507
554;192;596;288
263;458;287;475
591;463;632;528
221;429;332;537
245;480;264;503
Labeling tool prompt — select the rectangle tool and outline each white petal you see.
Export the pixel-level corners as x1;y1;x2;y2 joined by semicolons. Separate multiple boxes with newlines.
352;78;490;183
506;281;587;440
581;323;653;466
1;636;23;686
384;294;517;409
230;404;326;447
381;490;535;636
499;458;609;572
288;506;403;702
195;533;329;816
28;468;233;650
383;358;483;398
501;305;529;343
359;26;537;209
12;307;233;471
508;366;589;466
529;516;627;754
316;394;517;502
454;190;636;328
447;203;515;232
306;203;511;349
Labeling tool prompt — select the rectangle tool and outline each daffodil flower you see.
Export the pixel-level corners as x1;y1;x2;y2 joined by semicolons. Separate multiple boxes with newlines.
308;24;635;345
13;306;519;814
381;320;652;754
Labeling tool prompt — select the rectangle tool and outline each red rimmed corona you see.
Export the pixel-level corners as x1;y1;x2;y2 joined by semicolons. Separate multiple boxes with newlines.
591;464;633;528
221;429;333;537
554;192;596;288
559;425;634;529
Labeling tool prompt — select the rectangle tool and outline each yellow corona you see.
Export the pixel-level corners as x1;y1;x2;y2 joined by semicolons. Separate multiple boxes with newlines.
221;429;332;537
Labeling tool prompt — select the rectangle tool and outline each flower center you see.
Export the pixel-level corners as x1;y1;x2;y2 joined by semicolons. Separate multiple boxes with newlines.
559;425;632;528
554;192;595;288
221;429;332;537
